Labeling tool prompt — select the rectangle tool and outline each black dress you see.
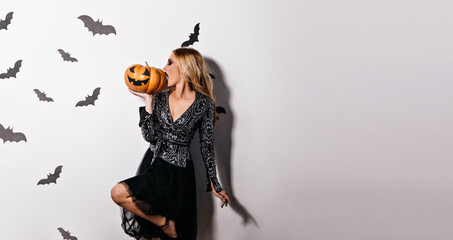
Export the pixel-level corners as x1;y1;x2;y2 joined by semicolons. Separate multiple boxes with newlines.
118;89;223;240
120;149;196;239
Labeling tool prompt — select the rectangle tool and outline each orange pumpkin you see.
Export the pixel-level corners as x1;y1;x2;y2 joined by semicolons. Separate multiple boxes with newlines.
124;63;167;94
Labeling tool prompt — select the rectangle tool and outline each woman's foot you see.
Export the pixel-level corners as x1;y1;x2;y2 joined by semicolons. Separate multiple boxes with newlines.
160;217;177;238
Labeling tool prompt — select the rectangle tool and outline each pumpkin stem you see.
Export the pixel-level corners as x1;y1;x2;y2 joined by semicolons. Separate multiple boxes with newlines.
145;61;150;67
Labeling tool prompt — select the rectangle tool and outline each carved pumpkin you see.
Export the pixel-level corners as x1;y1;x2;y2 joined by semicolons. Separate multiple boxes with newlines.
124;63;167;94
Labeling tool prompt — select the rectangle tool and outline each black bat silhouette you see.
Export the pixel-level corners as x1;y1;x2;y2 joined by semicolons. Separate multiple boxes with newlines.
181;23;200;47
0;12;13;31
33;89;54;102
0;124;27;143
58;49;78;62
0;60;22;79
37;165;63;185
57;227;78;240
75;87;101;107
78;15;116;36
216;106;226;114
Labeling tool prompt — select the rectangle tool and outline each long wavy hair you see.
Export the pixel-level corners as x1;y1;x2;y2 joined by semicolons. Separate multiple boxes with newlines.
172;47;218;123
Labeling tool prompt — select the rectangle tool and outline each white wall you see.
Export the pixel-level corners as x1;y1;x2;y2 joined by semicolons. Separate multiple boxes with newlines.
1;0;452;239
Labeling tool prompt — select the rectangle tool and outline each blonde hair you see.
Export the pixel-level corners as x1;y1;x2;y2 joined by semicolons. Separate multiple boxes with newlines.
173;47;218;124
172;47;215;102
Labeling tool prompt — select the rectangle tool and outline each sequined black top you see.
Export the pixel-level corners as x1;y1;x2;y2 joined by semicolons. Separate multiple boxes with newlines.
139;89;222;192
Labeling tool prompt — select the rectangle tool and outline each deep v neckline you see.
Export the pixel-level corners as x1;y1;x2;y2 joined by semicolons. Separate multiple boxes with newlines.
167;90;198;123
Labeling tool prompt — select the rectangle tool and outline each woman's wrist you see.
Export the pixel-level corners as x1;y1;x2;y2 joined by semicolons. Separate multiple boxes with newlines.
144;94;152;101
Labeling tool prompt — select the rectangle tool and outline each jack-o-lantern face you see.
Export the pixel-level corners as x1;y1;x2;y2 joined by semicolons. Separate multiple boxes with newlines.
124;64;167;94
128;66;150;86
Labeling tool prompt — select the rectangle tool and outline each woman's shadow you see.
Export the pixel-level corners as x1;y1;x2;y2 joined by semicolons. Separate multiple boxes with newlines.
190;58;258;240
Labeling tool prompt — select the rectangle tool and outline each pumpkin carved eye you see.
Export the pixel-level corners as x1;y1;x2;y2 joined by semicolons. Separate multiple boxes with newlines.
125;64;166;94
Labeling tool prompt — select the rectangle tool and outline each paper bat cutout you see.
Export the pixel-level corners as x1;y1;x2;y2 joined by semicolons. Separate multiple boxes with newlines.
0;12;13;31
0;60;22;79
78;15;116;36
37;165;63;185
215;106;226;121
216;106;226;114
75;87;101;107
0;124;26;143
58;49;78;62
181;23;200;47
57;227;78;240
33;89;54;102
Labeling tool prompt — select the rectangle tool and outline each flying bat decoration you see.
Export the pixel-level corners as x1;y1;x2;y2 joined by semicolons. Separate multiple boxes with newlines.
78;15;116;36
181;23;200;47
58;49;78;62
0;60;22;79
216;106;226;115
0;124;27;143
33;89;54;102
37;165;63;185
57;227;78;240
0;12;13;31
75;87;101;107
215;106;226;121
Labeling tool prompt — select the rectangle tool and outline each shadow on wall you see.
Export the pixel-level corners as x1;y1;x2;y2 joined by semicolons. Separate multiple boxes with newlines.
191;58;258;240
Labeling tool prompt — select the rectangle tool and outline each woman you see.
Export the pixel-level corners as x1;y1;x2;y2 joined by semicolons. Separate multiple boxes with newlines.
111;47;232;240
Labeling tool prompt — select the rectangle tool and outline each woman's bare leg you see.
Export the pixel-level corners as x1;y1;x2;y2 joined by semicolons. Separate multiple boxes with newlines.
111;183;177;238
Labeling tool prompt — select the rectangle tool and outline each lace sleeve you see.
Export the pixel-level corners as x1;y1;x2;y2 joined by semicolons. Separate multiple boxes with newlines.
199;100;223;193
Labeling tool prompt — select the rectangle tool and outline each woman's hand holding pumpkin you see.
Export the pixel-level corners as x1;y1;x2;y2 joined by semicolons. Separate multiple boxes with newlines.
129;88;152;99
129;89;153;114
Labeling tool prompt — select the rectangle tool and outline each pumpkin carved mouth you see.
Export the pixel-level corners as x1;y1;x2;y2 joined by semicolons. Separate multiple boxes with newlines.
128;75;148;86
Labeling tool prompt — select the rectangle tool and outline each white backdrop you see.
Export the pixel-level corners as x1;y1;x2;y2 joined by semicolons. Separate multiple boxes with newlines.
1;0;452;239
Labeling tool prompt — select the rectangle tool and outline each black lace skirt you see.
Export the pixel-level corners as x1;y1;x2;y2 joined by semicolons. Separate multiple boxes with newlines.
119;148;197;240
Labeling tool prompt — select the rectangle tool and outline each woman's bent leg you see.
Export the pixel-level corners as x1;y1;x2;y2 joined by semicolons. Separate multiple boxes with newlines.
111;183;177;238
